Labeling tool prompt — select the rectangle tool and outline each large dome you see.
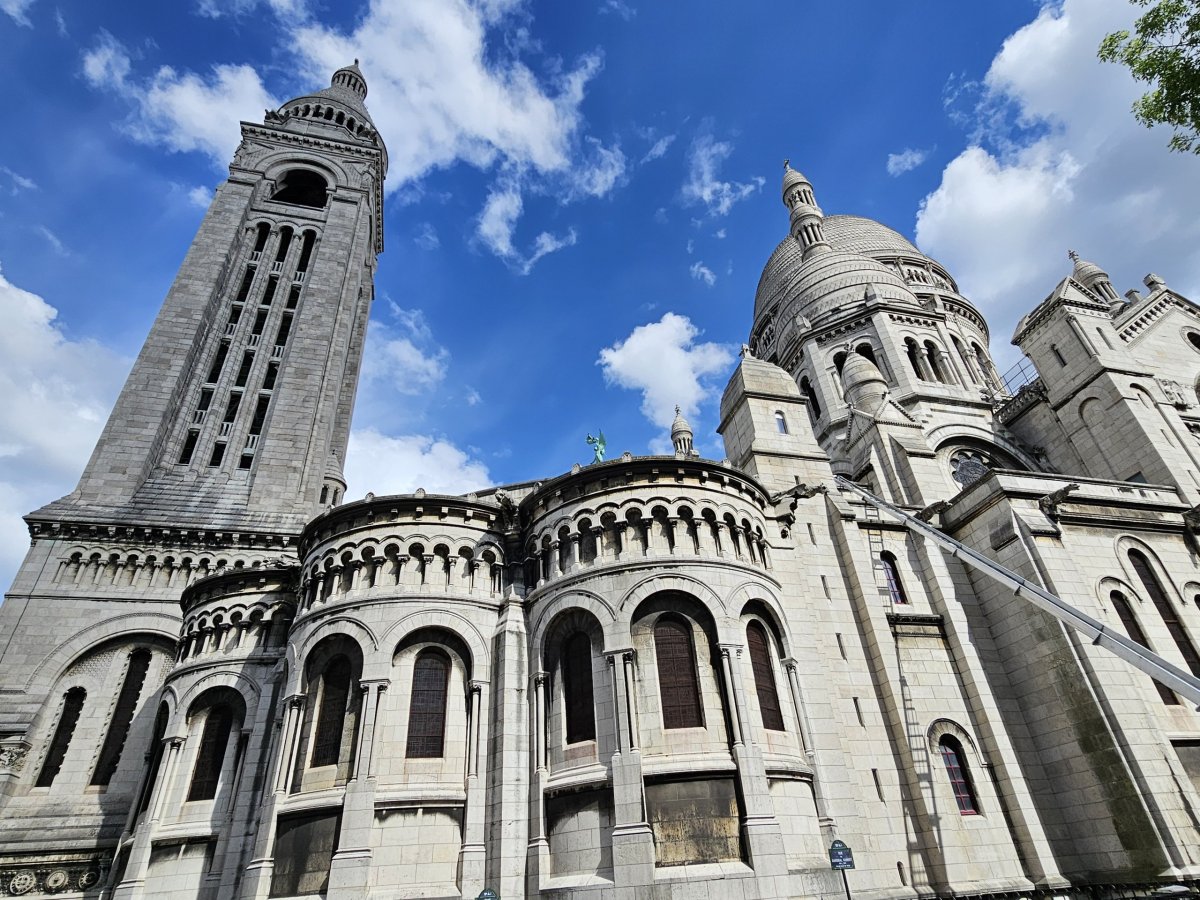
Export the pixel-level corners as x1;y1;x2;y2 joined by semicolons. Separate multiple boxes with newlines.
753;215;923;321
822;215;920;257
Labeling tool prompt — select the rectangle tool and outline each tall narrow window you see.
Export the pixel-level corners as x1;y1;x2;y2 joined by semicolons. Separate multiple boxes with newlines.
406;650;450;758
187;704;233;801
261;276;279;306
880;552;909;604
248;396;270;437
234;353;254;388
274;227;293;262
906;338;924;381
562;632;596;744
654;616;703;729
800;377;821;419
208;442;226;467
1129;550;1200;676
178;430;200;466
222;393;242;424
938;736;978;814
296;230;316;273
205;342;230;384
286;286;301;309
252;223;270;253
36;687;86;788
1051;344;1067;367
275;313;294;347
262;362;279;391
924;341;947;383
311;656;351;767
774;411;788;434
1110;590;1177;704
91;650;152;786
233;268;255;304
252;309;268;336
746;621;784;731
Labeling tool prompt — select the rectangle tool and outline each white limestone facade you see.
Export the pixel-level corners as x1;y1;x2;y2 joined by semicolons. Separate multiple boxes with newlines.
0;72;1199;900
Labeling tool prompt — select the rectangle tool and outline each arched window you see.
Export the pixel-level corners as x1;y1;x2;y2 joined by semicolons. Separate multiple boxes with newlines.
951;335;980;383
272;169;329;208
746;621;784;731
562;632;596;744
91;649;153;786
774;411;788;434
1110;590;1178;704
654;616;703;729
880;552;908;604
311;656;352;767
855;343;879;369
406;649;450;758
1188;332;1200;353
800;377;821;419
924;341;948;383
35;687;86;788
1129;551;1200;677
187;703;233;801
938;735;978;814
905;338;925;381
833;351;847;374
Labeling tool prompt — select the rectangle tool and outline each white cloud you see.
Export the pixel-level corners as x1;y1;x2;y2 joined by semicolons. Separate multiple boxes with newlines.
465;387;482;406
0;167;36;193
289;0;603;187
886;147;929;176
682;132;765;217
0;265;130;592
477;181;578;274
82;31;131;89
36;226;68;256
689;261;716;286
54;6;66;35
569;137;626;199
915;0;1200;366
187;185;213;208
642;134;675;163
1;0;34;26
196;0;306;18
714;228;726;239
414;222;440;250
361;306;448;395
598;0;635;21
597;312;733;434
82;31;277;166
344;429;491;498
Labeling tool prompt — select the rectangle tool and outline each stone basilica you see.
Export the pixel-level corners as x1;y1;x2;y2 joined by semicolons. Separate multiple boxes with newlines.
1;64;1199;900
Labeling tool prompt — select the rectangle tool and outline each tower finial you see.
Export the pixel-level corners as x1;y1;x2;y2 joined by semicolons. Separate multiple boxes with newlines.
1068;249;1079;262
783;158;790;170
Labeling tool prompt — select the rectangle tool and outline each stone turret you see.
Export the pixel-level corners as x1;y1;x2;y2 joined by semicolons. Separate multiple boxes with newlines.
671;406;697;457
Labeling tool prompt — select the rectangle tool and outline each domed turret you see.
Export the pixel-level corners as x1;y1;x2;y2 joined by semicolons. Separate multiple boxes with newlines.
331;60;368;101
841;350;888;409
780;160;831;260
671;406;696;457
1068;249;1119;301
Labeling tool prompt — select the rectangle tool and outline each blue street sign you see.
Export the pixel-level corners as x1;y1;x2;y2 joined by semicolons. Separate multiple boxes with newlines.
830;839;855;870
477;890;499;900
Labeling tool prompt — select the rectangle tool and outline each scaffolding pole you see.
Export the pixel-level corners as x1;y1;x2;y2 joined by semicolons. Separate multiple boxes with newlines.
833;476;1200;708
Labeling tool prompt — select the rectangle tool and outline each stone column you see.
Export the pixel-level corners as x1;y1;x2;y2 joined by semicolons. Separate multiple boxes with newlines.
721;647;788;884
783;660;832;828
569;534;582;571
606;649;654;899
527;671;551;895
464;679;490;896
112;737;184;900
329;681;387;900
241;696;306;900
614;523;628;562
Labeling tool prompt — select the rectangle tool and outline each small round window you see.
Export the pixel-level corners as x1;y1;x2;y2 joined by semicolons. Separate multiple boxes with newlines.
1186;331;1200;353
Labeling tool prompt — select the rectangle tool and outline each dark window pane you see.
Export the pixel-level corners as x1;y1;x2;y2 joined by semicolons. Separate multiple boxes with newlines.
939;736;978;814
881;552;908;604
655;617;703;729
406;650;450;758
1130;551;1200;677
91;650;152;786
187;704;233;801
562;632;596;743
36;687;86;788
311;656;351;768
747;622;784;731
1110;590;1178;704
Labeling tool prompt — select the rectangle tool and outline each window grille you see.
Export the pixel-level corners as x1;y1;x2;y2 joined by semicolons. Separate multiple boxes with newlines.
746;621;784;730
938;736;978;814
36;687;86;788
91;650;152;786
406;650;450;758
654;616;703;729
311;656;351;768
187;704;233;801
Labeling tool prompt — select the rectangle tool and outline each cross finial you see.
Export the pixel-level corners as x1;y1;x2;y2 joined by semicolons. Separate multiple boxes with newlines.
354;57;360;65
1067;249;1079;262
675;405;681;415
783;158;790;170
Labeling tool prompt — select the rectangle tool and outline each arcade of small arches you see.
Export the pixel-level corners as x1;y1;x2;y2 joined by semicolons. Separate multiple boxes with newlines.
283;102;374;141
524;504;771;593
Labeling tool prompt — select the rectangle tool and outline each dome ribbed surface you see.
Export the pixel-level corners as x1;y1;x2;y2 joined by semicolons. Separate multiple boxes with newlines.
822;215;920;256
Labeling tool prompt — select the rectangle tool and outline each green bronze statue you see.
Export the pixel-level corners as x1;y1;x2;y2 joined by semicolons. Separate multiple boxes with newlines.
586;430;606;464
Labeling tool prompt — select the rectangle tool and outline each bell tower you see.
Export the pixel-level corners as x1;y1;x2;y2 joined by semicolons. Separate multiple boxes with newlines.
36;61;387;535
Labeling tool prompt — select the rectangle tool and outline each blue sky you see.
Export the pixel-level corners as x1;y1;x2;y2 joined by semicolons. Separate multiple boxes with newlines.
3;0;1200;591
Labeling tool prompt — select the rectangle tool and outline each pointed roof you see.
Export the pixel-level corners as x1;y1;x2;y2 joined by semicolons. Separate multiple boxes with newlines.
670;405;693;439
